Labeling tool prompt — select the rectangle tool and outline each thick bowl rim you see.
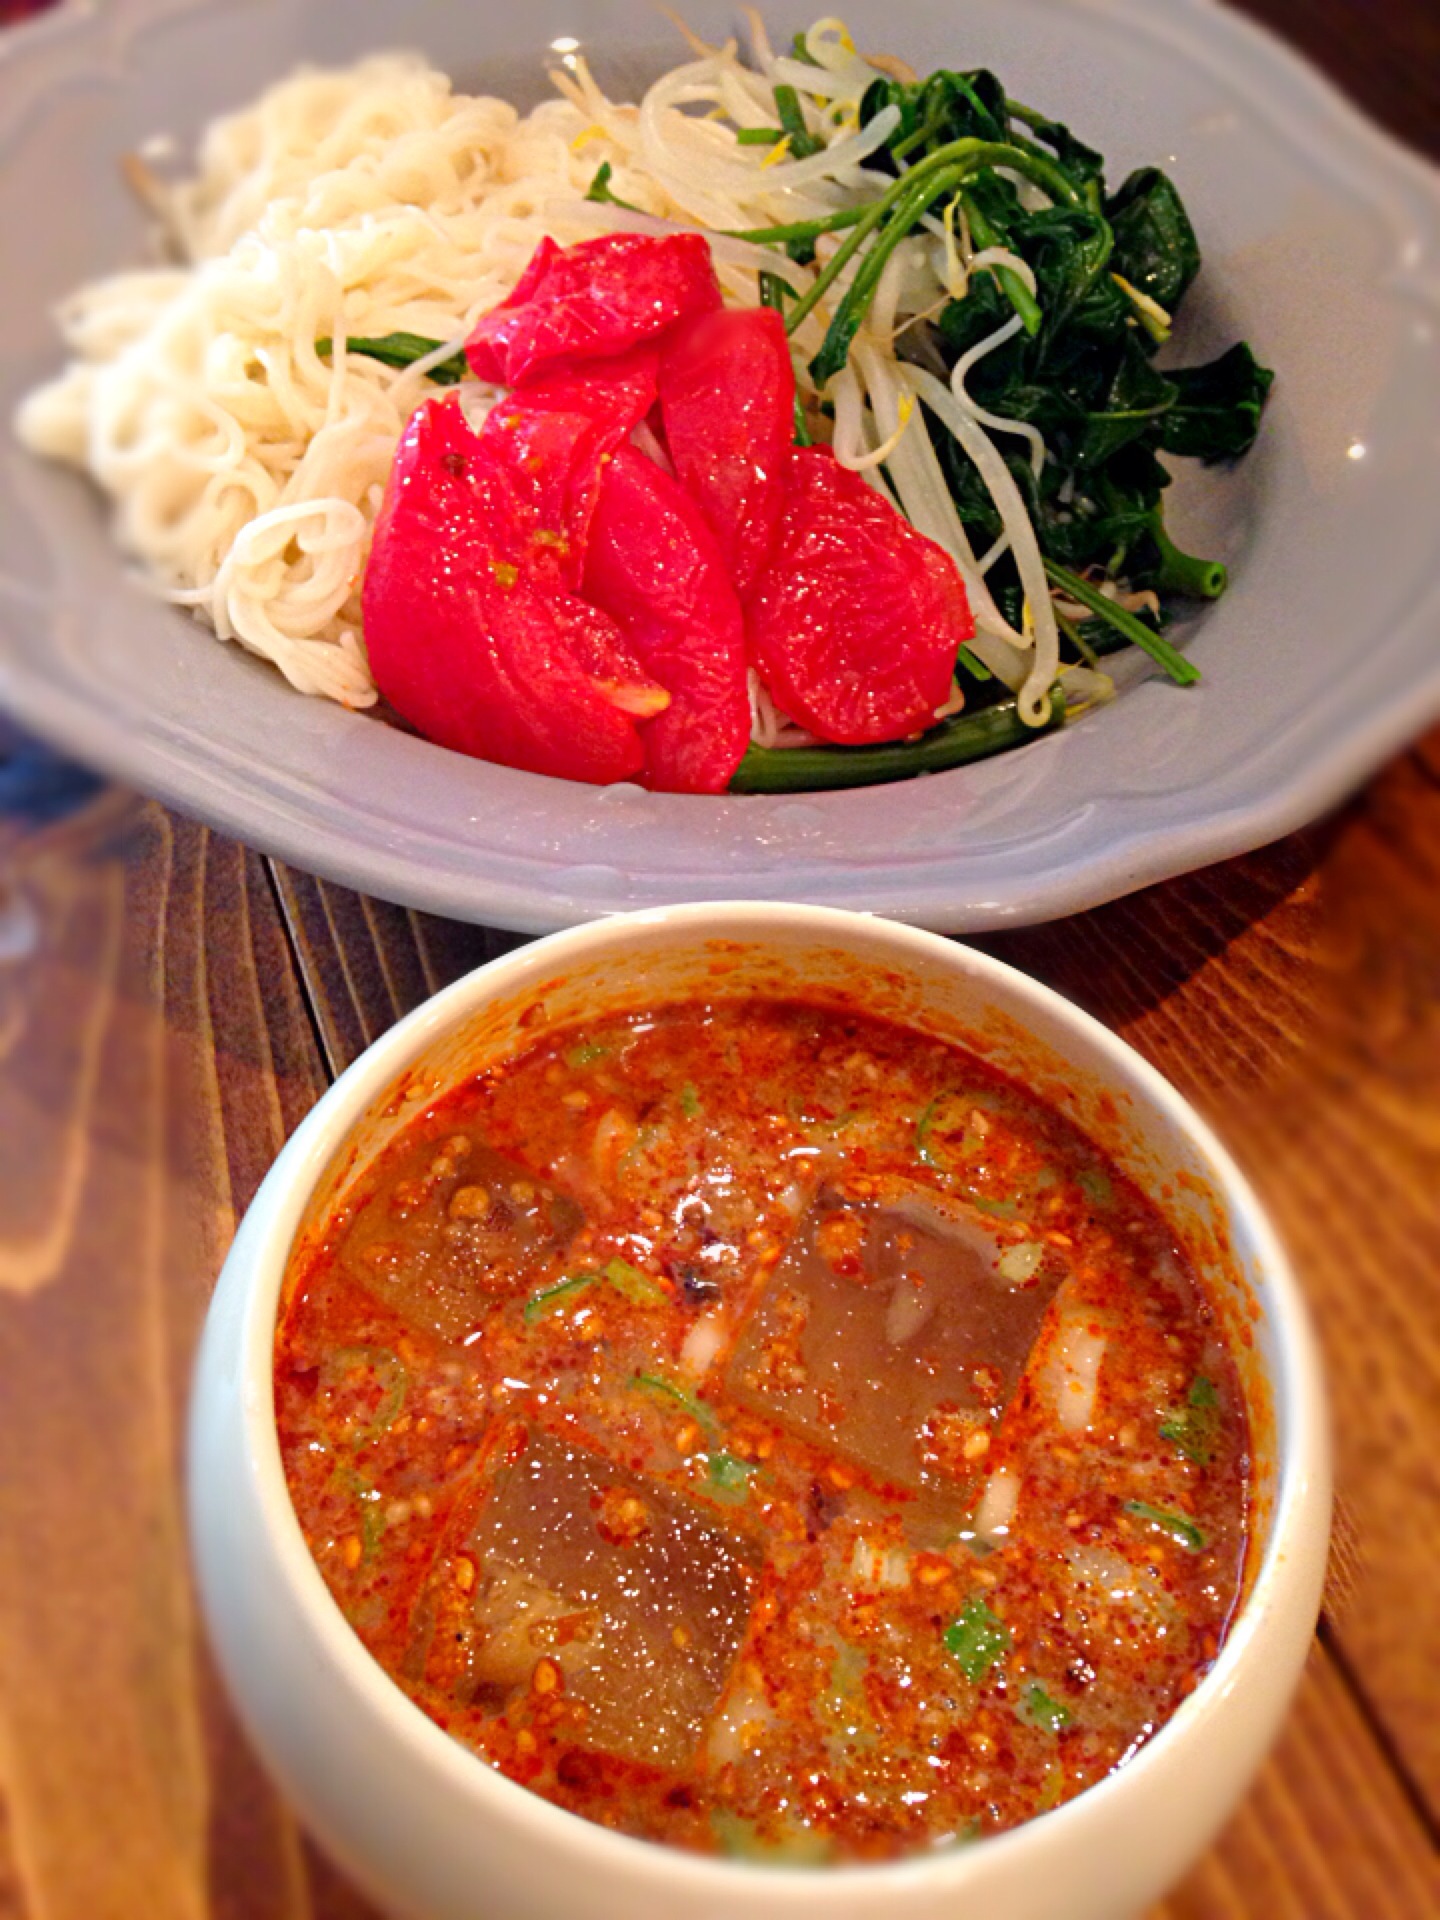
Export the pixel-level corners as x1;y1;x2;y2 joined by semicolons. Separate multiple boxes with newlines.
207;901;1330;1898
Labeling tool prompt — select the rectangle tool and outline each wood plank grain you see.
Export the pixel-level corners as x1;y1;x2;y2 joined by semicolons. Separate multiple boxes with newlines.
267;864;525;1078
2;2;1435;1912
0;786;1426;1920
980;730;1440;1814
1152;1644;1440;1919
0;796;329;1920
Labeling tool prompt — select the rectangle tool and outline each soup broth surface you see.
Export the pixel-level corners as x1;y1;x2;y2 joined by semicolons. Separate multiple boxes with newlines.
277;997;1249;1860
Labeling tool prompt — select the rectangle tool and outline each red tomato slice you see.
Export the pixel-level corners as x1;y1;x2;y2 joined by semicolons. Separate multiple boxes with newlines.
473;349;659;592
550;596;671;720
583;445;751;795
746;447;973;745
466;233;721;388
658;305;794;594
364;394;650;785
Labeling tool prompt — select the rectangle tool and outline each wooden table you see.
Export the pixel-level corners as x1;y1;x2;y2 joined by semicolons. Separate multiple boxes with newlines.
1;2;1438;1915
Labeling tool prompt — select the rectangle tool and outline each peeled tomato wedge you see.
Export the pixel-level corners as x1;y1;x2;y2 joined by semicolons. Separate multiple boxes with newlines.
584;445;751;794
364;394;652;785
466;232;722;388
746;447;974;746
658;306;794;595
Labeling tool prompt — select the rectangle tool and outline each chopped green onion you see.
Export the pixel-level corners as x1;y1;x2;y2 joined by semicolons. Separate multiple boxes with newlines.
522;1271;597;1323
916;1088;967;1168
632;1372;718;1433
1017;1682;1071;1734
1123;1501;1206;1552
735;125;784;146
1076;1167;1113;1207
565;1039;609;1069
706;1451;758;1502
327;1345;409;1444
680;1083;702;1118
603;1256;669;1306
943;1595;1012;1683
1159;1375;1221;1466
972;1196;1020;1221
329;1462;385;1558
525;1259;668;1322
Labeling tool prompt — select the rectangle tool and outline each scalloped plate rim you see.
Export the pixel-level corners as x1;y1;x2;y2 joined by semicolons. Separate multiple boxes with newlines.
1;0;1438;932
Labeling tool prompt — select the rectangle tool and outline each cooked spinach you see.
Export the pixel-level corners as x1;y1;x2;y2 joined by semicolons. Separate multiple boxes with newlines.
1160;1374;1223;1465
834;68;1274;703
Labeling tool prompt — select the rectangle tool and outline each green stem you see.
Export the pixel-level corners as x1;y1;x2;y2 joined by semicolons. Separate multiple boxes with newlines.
779;184;919;340
1043;560;1200;686
1054;605;1098;668
1149;516;1228;599
773;83;822;157
1003;98;1048;132
809;164;966;384
962;192;1043;336
1003;100;1105;213
585;159;643;213
316;332;466;384
780;137;1083;345
729;688;1066;793
891;104;949;163
725;205;869;247
758;273;813;444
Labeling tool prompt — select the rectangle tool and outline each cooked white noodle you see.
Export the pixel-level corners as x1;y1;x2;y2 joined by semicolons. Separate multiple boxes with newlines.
16;57;638;705
15;22;1072;740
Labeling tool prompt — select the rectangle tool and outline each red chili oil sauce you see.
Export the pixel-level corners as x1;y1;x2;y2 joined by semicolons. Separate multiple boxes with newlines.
276;998;1249;1861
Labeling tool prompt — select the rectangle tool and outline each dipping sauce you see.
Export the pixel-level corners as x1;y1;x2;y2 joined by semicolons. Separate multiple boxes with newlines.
276;998;1249;1861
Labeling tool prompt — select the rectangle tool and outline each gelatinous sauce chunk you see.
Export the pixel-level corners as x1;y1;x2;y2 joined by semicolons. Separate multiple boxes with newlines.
276;999;1250;1861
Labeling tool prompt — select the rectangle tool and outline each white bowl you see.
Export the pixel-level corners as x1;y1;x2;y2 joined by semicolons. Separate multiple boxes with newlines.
188;904;1331;1920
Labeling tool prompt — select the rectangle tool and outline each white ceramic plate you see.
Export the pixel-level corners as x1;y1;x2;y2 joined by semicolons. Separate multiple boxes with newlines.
2;0;1438;932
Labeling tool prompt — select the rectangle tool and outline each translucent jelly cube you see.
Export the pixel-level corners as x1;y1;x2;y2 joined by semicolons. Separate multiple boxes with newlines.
340;1136;584;1342
726;1187;1064;1493
461;1430;758;1770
